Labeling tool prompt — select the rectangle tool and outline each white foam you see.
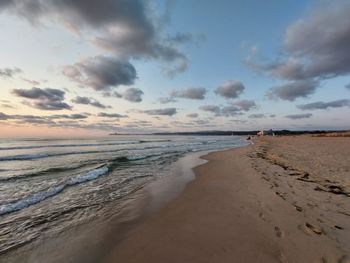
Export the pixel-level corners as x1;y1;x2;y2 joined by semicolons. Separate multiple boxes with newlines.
68;166;108;185
0;185;65;215
0;166;109;216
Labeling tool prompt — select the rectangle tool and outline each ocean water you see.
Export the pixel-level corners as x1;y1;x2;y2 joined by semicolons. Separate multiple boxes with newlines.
0;135;247;255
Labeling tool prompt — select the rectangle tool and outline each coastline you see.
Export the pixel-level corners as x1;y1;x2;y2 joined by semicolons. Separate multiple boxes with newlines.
2;136;349;262
0;149;224;263
104;136;350;263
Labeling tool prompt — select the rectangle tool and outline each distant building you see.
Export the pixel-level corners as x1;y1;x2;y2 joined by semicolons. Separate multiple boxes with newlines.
257;130;264;136
257;129;275;136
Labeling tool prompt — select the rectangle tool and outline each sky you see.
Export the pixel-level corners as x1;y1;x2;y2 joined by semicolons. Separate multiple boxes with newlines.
0;0;349;137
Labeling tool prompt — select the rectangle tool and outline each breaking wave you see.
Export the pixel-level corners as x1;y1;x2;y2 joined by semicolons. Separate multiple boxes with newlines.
0;166;109;216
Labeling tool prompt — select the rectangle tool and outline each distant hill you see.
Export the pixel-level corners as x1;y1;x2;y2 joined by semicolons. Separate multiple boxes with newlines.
109;129;350;136
152;130;350;136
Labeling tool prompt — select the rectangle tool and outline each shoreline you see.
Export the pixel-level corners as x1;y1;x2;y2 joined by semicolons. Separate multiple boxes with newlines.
104;136;350;263
2;136;349;262
104;145;284;263
0;148;226;263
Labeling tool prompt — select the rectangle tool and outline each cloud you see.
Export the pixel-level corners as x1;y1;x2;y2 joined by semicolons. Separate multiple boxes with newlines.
72;96;111;109
215;80;245;99
142;108;177;116
163;57;188;78
199;105;221;116
113;88;143;102
346;83;350;90
120;88;143;102
199;105;242;117
297;99;350;110
187;113;198;118
0;112;144;132
282;1;350;80
233;100;257;111
285;113;312;119
63;56;137;91
199;104;244;117
125;120;153;129
14;116;56;125
98;112;127;118
48;114;88;119
244;57;306;81
95;30;188;76
12;87;71;110
0;112;10;120
158;96;177;104
167;33;194;44
158;87;206;104
266;80;319;101
244;1;350;102
221;106;242;117
193;119;214;127
244;0;350;104
0;67;22;78
248;114;265;119
0;101;16;109
231;119;248;124
246;1;350;82
0;112;88;125
171;87;207;100
54;122;119;132
170;120;192;128
1;0;188;77
22;78;40;85
110;91;122;99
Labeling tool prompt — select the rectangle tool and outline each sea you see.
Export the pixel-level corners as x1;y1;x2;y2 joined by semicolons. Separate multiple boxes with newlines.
0;135;248;256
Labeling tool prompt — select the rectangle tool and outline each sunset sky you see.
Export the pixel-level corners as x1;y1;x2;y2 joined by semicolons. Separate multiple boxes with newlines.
0;0;349;137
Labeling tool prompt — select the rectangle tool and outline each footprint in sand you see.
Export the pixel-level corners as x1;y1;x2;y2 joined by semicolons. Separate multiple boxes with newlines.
275;191;286;200
299;222;322;235
274;226;284;238
288;171;301;176
262;176;270;182
293;204;303;212
259;212;266;221
305;223;322;235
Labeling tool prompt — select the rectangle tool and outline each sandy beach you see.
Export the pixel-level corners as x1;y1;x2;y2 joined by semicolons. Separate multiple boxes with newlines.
1;1;349;262
104;136;350;263
1;136;349;263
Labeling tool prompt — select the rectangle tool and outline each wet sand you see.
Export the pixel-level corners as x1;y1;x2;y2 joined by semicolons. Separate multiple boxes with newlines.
106;136;350;263
0;151;209;263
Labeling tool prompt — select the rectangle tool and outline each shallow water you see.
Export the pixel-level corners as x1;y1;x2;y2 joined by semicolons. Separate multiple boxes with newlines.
0;135;247;255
